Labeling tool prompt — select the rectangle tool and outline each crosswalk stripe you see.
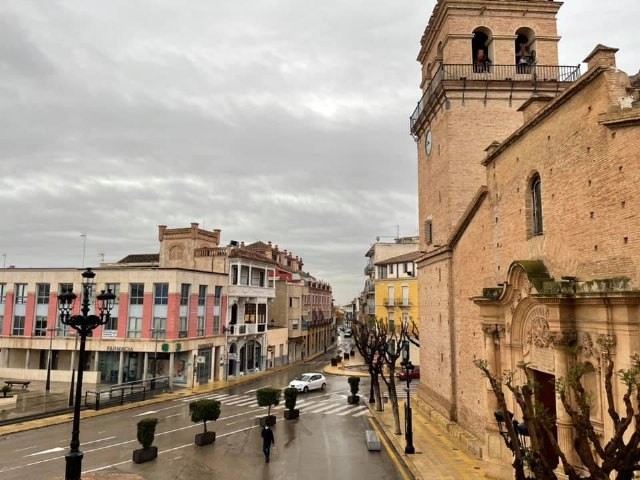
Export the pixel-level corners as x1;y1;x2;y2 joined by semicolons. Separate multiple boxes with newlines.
352;407;369;416
324;404;355;415
307;404;339;414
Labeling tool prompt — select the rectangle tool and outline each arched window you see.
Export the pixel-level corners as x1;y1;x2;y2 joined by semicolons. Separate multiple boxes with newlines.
169;245;183;260
515;27;536;72
530;173;543;235
472;28;492;72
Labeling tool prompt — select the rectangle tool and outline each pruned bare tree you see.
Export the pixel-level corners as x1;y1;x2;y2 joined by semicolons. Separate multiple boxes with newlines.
475;336;640;480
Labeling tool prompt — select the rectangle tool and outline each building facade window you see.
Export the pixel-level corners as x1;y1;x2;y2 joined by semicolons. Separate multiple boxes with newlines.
104;283;120;333
197;316;205;336
130;284;144;305
198;285;207;306
36;284;50;304
154;283;169;305
179;316;188;337
379;266;388;279
34;316;47;336
425;219;433;245
0;283;5;303
152;317;167;338
180;284;190;306
213;286;222;334
12;315;25;336
531;172;543;235
14;284;27;304
127;317;142;338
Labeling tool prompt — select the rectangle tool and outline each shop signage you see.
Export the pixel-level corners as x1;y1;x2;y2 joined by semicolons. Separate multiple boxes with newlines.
106;346;134;352
228;353;238;360
198;343;213;349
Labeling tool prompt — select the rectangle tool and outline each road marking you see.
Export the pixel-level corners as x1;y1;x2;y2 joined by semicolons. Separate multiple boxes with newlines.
133;410;158;417
352;408;370;416
14;446;38;452
307;404;339;414
325;404;356;415
25;447;65;457
165;413;181;419
339;406;368;416
244;386;269;393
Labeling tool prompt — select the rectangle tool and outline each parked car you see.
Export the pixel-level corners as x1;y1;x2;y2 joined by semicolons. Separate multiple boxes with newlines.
397;366;420;381
289;373;327;393
344;328;352;337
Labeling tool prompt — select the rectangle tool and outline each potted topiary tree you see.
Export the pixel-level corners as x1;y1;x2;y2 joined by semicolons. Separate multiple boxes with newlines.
257;387;281;426
132;417;159;463
347;376;360;405
283;387;299;420
189;398;221;446
331;356;338;367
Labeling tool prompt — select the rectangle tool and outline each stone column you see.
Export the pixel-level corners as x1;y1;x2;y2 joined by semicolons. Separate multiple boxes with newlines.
481;324;510;479
25;348;31;369
118;351;125;384
70;350;76;371
169;352;174;389
142;352;149;382
93;351;100;372
552;331;577;468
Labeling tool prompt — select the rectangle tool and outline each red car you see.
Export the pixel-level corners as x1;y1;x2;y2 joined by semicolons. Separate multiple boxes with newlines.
397;366;420;381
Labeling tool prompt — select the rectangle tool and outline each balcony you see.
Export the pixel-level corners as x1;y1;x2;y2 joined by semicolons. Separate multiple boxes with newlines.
225;323;267;336
228;284;275;299
410;63;581;135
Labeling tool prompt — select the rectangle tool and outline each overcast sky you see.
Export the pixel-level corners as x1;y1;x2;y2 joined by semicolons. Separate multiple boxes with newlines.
1;1;638;305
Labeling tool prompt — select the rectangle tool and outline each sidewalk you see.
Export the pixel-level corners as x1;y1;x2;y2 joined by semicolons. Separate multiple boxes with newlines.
324;356;487;480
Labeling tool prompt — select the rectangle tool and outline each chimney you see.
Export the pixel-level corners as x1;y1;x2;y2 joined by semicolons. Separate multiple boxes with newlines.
517;94;553;123
584;44;618;71
158;225;167;241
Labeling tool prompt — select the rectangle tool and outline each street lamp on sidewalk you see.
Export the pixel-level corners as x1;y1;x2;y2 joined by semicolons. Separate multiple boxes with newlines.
150;327;161;390
45;327;61;392
57;268;116;480
68;333;79;407
401;340;415;454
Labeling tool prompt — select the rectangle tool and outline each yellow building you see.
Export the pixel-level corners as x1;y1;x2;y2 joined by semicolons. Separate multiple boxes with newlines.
374;251;420;362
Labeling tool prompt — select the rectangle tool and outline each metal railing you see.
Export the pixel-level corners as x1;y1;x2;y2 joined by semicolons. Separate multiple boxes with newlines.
85;375;170;410
410;63;581;133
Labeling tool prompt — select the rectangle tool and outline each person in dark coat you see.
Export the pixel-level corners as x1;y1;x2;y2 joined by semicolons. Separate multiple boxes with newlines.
261;425;275;463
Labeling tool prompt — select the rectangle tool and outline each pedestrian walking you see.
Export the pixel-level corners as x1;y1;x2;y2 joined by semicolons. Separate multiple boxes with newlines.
261;425;275;463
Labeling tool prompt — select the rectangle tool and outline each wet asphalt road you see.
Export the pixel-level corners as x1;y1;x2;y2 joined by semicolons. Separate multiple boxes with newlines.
0;350;401;480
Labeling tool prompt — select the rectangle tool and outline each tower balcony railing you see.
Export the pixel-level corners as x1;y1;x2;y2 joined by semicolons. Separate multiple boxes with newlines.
410;63;581;134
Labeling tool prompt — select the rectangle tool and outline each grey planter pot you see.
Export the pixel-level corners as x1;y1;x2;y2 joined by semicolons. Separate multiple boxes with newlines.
195;431;216;446
132;446;158;464
348;395;360;405
260;415;277;427
284;409;300;420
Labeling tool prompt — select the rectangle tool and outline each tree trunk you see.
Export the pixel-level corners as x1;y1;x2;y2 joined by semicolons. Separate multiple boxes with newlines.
389;380;401;435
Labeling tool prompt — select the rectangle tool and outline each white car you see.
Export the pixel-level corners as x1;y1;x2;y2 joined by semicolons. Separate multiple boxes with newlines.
289;373;327;393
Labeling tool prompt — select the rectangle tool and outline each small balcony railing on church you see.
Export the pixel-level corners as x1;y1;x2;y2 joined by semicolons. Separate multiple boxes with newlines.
409;63;581;134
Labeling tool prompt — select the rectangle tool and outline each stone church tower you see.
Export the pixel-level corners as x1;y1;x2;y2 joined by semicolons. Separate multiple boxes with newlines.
413;0;578;421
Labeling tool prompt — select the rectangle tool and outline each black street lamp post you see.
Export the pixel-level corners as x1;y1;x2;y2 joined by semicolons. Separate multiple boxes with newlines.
57;268;115;480
68;333;79;407
401;340;415;454
150;328;160;390
45;327;60;392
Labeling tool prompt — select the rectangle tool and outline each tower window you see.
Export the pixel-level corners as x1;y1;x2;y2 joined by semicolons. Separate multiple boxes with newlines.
425;219;433;245
530;173;543;236
472;28;492;73
515;28;536;73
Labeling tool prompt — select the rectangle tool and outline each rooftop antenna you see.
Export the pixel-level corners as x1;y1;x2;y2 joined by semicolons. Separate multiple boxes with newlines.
395;224;400;239
2;253;6;268
80;233;87;268
99;252;105;263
